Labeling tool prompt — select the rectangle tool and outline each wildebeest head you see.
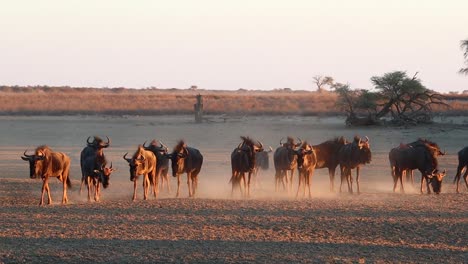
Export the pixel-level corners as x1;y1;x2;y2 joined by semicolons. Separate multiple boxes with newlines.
296;141;315;169
87;136;111;149
21;149;41;179
123;145;147;181
94;162;115;188
354;136;372;164
280;137;302;149
168;140;190;177
143;139;169;154
235;136;264;171
24;145;52;179
427;169;446;194
256;146;273;170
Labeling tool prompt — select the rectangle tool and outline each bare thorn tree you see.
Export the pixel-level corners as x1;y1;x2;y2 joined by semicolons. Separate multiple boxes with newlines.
313;75;334;92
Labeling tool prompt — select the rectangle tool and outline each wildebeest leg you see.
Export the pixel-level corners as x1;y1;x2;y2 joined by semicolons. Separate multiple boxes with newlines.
409;170;414;187
392;168;399;193
420;176;425;194
454;165;465;193
94;180;99;202
164;169;171;193
247;171;252;197
328;167;336;192
463;170;468;192
347;168;353;194
152;169;159;199
295;171;303;198
87;177;92;201
307;169;314;198
290;169;295;193
282;171;288;192
231;171;237;197
132;179;138;201
191;174;198;197
39;178;47;206
143;174;150;200
339;166;345;193
187;172;193;197
399;170;405;193
176;174;181;198
426;177;432;194
356;166;360;194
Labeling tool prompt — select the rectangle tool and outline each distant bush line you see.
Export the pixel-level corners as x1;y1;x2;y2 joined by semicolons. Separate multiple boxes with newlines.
0;86;467;116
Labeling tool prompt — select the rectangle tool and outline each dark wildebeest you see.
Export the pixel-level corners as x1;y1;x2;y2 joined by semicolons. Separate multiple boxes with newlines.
274;137;302;192
454;146;468;193
21;145;72;205
123;145;157;201
338;136;372;194
82;152;115;202
312;137;348;192
167;140;203;198
389;138;446;194
251;146;273;189
79;136;110;194
295;141;317;198
143;139;171;195
230;136;264;197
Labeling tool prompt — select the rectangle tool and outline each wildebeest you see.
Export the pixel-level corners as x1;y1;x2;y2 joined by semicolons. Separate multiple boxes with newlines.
82;152;115;201
230;136;264;197
454;146;468;193
167;140;203;198
251;146;273;189
123;145;157;201
274;137;302;192
295;141;317;198
143;140;171;195
389;138;446;194
338;136;372;194
21;145;72;205
312;137;348;192
79;136;110;194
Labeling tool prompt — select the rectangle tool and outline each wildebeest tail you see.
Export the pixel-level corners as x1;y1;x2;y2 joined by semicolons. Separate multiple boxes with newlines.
66;174;72;189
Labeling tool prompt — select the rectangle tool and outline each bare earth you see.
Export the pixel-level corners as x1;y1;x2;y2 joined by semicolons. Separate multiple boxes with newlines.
0;115;467;263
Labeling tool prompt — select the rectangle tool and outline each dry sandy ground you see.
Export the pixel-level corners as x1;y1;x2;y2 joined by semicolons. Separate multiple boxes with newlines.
0;115;467;263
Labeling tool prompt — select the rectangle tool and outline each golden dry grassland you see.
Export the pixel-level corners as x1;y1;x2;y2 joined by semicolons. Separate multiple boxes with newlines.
0;86;467;116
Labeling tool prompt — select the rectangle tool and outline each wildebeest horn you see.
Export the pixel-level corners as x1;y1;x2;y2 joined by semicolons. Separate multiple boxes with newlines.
100;136;111;147
365;136;369;142
23;150;34;158
142;141;149;148
257;140;263;149
123;153;132;162
86;136;94;145
279;138;285;146
159;141;169;151
237;142;243;149
268;146;273;152
296;138;302;147
110;162;113;169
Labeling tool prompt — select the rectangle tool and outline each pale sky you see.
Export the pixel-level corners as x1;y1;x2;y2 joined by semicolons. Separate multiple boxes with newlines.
1;0;467;92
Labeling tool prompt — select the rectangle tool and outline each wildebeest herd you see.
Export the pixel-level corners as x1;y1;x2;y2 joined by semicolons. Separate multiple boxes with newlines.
20;135;468;205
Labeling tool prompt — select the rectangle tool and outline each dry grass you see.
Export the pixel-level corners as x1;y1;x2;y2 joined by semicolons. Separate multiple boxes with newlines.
1;85;467;116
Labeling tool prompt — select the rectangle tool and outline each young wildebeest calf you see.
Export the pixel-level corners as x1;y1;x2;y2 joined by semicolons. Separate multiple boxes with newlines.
230;136;264;197
338;136;372;194
454;146;468;193
123;145;157;201
168;140;203;198
295;141;317;198
21;145;72;206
